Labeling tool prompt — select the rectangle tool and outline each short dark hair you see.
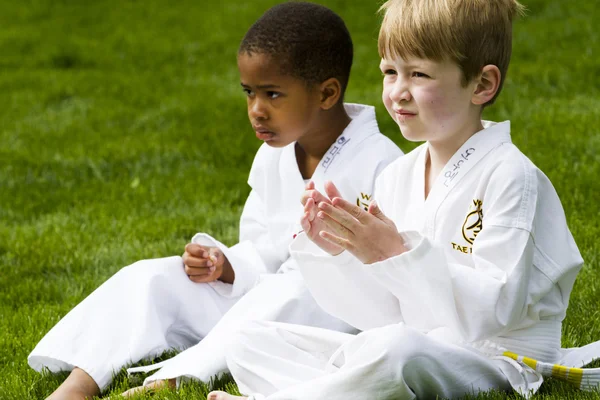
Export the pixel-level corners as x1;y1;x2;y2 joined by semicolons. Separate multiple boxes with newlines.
239;1;353;95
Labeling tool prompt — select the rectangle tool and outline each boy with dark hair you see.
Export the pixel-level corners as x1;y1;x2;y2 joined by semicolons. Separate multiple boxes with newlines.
239;1;354;95
210;0;600;399
28;2;402;399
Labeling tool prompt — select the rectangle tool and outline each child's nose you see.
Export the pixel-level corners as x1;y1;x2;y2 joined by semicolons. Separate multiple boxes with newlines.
249;98;268;120
389;80;411;103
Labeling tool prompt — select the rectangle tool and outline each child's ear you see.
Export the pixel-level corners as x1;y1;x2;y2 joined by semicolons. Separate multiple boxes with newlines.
472;65;501;106
319;78;343;110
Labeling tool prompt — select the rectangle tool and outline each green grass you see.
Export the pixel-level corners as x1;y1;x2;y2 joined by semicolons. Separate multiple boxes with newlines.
1;0;599;398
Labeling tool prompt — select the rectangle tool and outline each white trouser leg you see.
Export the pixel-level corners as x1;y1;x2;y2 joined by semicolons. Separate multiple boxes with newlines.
226;320;352;396
28;256;239;390
144;271;356;384
227;321;513;400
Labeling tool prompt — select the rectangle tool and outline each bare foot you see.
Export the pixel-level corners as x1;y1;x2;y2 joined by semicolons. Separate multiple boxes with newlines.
120;379;176;398
47;368;100;400
207;390;248;400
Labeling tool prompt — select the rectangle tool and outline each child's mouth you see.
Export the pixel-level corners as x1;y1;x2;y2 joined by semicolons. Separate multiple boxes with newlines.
395;111;417;123
254;128;275;141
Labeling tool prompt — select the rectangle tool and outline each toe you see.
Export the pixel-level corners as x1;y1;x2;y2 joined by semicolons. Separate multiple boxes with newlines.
207;391;243;400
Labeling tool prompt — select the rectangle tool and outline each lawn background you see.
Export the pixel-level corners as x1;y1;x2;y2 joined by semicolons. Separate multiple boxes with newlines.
1;0;599;398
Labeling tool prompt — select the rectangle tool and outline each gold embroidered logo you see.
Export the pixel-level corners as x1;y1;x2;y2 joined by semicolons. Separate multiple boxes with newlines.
462;199;483;244
356;192;372;211
452;199;483;254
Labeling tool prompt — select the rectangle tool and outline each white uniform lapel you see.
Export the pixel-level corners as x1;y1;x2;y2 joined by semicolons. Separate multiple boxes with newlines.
423;121;512;237
274;104;379;239
278;104;380;209
403;144;428;230
279;143;305;197
310;104;379;192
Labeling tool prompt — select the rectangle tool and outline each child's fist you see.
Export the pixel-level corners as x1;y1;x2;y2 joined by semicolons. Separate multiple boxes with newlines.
183;243;230;283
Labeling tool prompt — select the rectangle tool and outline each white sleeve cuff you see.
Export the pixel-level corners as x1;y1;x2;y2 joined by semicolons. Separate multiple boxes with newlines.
290;233;402;330
368;232;462;335
191;233;265;298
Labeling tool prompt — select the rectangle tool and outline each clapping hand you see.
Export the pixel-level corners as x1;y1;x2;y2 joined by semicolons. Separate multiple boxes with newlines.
313;182;407;264
300;181;345;255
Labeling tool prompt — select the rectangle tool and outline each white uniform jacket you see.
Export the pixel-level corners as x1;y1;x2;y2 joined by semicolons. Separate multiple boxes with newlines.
292;120;584;365
195;103;402;299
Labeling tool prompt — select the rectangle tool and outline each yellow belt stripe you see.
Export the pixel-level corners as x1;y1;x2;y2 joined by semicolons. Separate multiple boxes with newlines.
551;364;584;387
522;356;538;370
502;352;538;369
502;351;586;388
552;364;570;380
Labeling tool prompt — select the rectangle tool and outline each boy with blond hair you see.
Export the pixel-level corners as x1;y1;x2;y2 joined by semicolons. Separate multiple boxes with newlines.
209;0;600;399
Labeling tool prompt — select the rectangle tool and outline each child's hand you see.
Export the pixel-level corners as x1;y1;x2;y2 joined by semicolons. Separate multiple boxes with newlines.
300;181;345;255
316;196;407;264
301;180;332;208
182;244;234;284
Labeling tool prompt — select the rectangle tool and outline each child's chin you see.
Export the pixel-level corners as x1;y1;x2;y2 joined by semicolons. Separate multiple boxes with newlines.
399;129;424;142
264;138;289;148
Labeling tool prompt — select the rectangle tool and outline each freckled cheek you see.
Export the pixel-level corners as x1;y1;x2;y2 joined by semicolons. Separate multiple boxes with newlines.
420;90;455;121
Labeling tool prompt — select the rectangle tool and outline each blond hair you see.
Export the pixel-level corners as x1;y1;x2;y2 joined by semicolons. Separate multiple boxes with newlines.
378;0;525;104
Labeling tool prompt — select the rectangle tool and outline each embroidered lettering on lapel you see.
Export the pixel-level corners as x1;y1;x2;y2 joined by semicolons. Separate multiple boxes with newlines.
321;136;351;172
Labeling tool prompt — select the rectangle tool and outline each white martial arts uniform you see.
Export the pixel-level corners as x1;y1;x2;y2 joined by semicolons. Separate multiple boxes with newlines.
28;103;402;391
225;121;600;399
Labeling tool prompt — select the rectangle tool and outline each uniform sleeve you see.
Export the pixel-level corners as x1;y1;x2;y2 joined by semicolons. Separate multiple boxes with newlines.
368;226;534;341
191;189;280;298
191;145;286;298
290;234;403;331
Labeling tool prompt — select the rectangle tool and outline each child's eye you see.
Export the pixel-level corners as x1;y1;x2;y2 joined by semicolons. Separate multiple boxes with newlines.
243;88;254;97
382;69;397;76
267;91;281;99
412;71;429;78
